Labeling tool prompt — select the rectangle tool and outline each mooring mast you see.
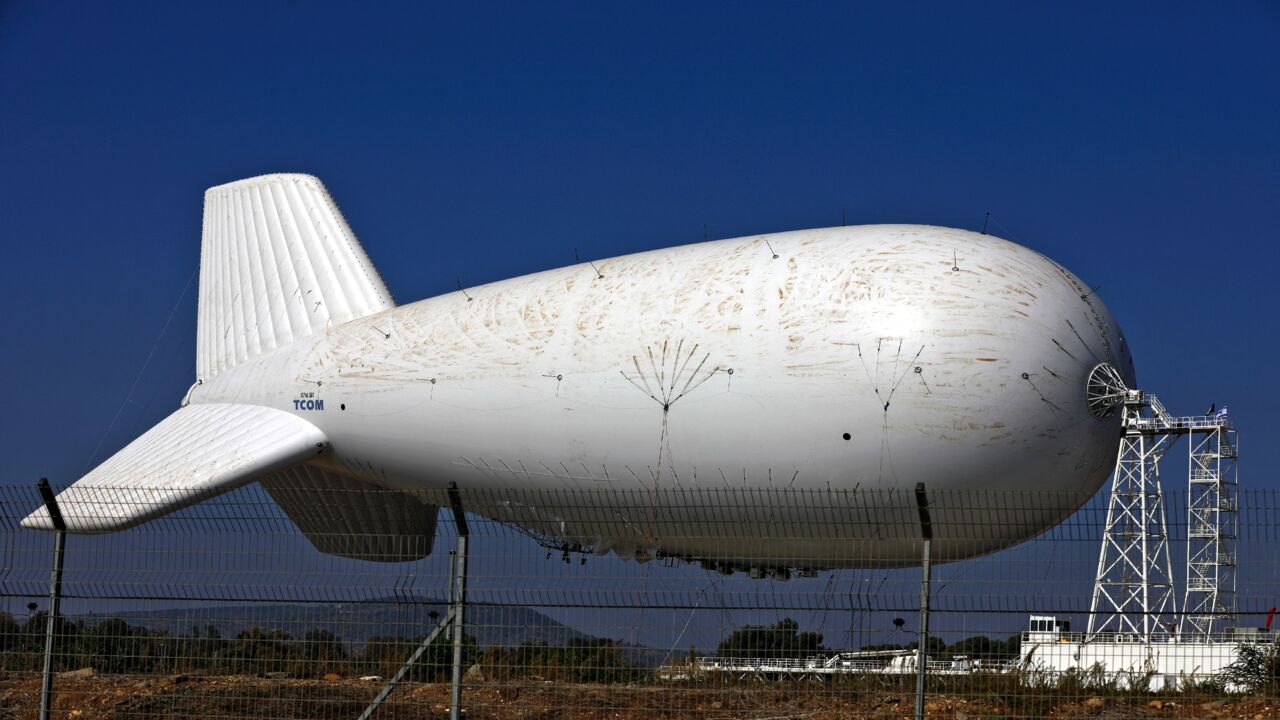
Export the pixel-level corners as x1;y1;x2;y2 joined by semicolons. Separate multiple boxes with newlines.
1087;367;1178;642
1085;363;1239;642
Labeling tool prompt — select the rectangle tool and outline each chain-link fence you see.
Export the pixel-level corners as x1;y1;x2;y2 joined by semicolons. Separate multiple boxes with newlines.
2;482;1279;719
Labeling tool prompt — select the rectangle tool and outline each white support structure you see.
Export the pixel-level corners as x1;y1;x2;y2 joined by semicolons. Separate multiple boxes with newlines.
1182;422;1238;640
1088;385;1179;642
1085;363;1241;643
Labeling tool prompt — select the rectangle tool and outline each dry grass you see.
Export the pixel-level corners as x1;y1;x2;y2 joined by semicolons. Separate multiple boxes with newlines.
0;672;1276;720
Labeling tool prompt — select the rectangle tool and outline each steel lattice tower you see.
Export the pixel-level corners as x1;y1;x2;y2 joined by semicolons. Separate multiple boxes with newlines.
1181;422;1238;640
1087;366;1179;642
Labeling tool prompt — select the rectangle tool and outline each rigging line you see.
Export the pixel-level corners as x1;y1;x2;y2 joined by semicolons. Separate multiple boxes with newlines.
663;418;679;486
1051;338;1083;365
646;347;664;401
630;355;657;398
672;341;699;397
657;342;669;397
1023;374;1064;412
845;573;859;649
878;423;888;485
659;592;704;668
680;349;710;392
986;214;1020;245
646;410;669;548
517;460;536;484
628;554;654;651
1040;524;1062;596
619;370;661;406
854;342;876;388
874;338;883;392
816;572;838;636
668;338;687;398
496;458;519;482
126;344;194;441
624;464;646;491
83;266;199;474
1064;318;1103;365
917;370;933;395
860;573;893;642
884;345;926;407
672;354;714;403
702;566;736;635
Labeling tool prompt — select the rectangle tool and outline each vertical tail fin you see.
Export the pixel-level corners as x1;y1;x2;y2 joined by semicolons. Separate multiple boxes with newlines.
197;173;395;381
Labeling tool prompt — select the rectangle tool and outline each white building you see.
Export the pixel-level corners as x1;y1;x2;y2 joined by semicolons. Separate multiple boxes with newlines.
1021;615;1268;691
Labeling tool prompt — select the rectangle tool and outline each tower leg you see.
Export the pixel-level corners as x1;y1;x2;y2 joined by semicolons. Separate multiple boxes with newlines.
1088;391;1177;642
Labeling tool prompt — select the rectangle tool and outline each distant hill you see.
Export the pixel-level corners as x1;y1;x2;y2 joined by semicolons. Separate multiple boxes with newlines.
94;598;581;648
77;598;667;666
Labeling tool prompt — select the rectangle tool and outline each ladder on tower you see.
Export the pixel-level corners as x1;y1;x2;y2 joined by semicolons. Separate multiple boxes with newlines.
1182;418;1238;640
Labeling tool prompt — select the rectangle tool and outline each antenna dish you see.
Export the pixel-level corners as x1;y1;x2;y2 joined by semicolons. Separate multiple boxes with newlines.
1086;363;1128;419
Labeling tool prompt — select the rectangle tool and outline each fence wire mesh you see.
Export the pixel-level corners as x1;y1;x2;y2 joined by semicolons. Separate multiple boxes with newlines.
2;483;1279;719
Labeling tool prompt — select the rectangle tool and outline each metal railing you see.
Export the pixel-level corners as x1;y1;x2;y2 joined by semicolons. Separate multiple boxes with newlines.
1130;414;1231;432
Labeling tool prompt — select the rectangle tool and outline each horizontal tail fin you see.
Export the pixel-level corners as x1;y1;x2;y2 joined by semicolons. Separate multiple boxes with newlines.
197;173;395;381
22;403;328;533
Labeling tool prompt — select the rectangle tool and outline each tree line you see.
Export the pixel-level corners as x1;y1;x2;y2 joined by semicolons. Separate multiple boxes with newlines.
0;611;639;682
1;611;1019;681
714;617;1020;661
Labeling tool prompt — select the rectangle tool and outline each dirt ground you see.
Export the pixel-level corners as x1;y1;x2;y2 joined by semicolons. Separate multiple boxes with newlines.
1;672;1278;720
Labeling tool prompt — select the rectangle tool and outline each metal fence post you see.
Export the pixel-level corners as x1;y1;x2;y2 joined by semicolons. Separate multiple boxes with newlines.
37;478;67;720
356;483;471;720
448;482;469;720
914;482;933;720
356;607;456;720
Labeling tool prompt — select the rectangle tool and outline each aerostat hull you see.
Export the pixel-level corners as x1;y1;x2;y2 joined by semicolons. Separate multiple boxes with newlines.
198;224;1131;568
27;175;1133;570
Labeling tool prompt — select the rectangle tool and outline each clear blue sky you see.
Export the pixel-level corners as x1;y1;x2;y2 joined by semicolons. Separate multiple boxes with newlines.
2;1;1277;490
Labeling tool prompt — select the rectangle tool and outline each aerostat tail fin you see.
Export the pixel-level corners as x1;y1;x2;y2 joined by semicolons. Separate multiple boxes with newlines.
196;173;395;382
261;467;439;562
23;175;424;557
22;403;328;533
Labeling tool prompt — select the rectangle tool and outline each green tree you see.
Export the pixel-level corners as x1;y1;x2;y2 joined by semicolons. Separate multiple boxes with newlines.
0;613;22;652
1222;642;1280;693
302;629;345;662
359;632;478;681
221;627;295;674
946;634;1019;660
291;628;346;677
715;618;827;659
